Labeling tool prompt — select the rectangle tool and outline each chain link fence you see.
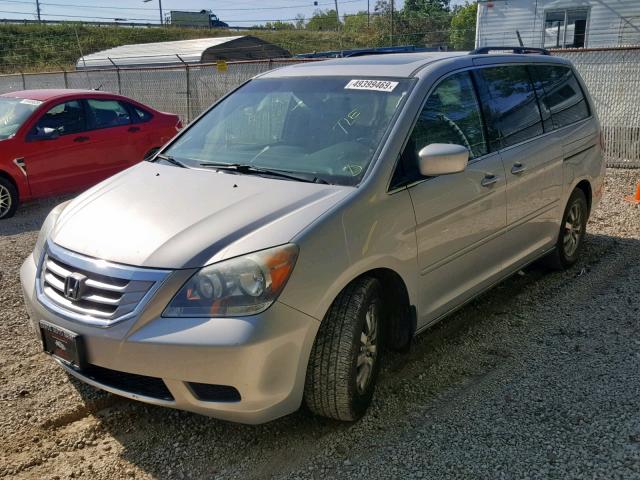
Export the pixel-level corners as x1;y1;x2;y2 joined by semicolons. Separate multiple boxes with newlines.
1;51;639;168
552;47;640;168
0;59;310;124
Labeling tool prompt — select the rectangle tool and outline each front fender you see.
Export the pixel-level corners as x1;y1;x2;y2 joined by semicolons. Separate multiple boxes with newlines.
279;188;418;322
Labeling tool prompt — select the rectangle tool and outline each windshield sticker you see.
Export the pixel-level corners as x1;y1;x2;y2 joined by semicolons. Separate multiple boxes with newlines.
20;99;42;106
345;79;399;93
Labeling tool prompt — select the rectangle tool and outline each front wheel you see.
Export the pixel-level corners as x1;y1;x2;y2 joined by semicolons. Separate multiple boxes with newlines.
546;188;588;270
304;277;383;421
0;177;18;220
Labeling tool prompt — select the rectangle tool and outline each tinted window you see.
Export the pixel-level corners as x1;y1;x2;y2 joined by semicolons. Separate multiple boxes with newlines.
87;99;131;129
529;65;590;129
33;100;86;136
393;72;487;186
475;66;544;149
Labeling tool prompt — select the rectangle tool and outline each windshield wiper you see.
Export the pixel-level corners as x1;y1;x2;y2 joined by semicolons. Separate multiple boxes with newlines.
153;153;187;168
199;162;331;185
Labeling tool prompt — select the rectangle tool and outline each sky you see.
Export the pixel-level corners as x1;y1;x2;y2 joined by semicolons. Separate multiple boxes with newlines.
0;0;467;26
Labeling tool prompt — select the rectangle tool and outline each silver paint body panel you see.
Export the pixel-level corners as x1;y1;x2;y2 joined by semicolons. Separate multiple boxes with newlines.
20;52;604;423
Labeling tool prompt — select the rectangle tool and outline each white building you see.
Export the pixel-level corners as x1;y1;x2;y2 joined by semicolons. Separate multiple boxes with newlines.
475;0;640;49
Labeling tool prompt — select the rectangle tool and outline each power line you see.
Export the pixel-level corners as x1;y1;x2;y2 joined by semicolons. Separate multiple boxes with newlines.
0;0;365;12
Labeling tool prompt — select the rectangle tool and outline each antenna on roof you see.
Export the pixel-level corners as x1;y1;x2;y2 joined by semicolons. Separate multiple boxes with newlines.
516;30;524;47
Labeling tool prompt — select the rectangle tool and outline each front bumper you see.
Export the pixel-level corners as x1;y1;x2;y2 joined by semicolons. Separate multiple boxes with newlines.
20;253;319;424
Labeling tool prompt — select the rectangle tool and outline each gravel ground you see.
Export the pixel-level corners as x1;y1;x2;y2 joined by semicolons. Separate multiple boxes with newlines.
1;169;639;480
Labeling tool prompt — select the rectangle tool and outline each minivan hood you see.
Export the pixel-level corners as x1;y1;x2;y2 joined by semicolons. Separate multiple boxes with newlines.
51;162;352;269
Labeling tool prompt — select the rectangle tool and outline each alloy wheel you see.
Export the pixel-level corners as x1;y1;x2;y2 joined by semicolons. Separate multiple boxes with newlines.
0;184;12;218
563;201;583;257
356;303;379;394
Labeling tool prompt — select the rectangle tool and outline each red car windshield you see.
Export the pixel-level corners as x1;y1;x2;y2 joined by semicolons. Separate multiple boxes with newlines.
0;97;42;140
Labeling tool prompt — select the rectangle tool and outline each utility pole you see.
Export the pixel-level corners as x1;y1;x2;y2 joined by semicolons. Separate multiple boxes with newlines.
143;0;163;26
367;0;370;28
390;0;394;46
35;0;41;22
334;0;342;49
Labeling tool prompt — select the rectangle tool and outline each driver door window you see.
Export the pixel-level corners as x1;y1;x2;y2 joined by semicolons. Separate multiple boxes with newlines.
395;71;487;186
32;100;86;137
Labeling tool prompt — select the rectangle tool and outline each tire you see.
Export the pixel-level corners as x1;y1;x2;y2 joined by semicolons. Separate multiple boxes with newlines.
0;177;18;220
143;148;160;161
545;188;588;270
304;277;384;421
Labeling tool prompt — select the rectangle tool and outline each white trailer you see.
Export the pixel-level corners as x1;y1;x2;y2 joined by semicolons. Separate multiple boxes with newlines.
475;0;640;49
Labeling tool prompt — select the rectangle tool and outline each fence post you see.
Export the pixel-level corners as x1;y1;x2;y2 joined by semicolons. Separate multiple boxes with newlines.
108;57;121;94
20;72;26;89
62;68;68;89
176;55;191;123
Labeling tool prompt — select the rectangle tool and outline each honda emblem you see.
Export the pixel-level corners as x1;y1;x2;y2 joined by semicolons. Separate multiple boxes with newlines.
64;273;86;301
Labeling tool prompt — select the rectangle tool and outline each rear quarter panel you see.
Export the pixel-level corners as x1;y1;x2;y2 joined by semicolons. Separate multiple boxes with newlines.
561;69;605;214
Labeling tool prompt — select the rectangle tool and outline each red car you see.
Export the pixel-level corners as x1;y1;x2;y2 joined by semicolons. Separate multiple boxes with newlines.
0;89;182;219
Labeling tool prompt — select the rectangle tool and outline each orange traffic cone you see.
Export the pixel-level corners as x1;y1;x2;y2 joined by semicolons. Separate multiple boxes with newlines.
625;183;640;204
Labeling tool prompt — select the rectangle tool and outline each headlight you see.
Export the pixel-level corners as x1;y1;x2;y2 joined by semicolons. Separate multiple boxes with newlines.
163;244;299;318
33;201;70;262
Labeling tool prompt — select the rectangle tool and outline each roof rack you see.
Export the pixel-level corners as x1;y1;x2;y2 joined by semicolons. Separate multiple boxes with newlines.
470;46;551;56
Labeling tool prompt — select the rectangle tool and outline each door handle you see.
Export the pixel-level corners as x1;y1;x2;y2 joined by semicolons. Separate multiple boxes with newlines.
128;126;140;133
73;136;90;143
481;174;499;187
511;162;526;175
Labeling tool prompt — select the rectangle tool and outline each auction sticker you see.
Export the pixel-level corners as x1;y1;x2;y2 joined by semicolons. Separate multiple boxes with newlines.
20;99;42;106
345;79;399;92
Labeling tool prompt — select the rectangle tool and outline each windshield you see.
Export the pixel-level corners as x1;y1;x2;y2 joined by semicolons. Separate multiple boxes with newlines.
0;97;41;140
164;77;412;186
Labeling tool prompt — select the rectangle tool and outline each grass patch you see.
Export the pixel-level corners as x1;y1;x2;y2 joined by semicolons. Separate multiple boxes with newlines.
0;24;379;73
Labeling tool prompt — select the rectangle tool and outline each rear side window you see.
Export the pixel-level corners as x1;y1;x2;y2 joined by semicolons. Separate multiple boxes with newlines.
529;65;590;130
474;66;544;149
131;104;153;123
86;99;131;129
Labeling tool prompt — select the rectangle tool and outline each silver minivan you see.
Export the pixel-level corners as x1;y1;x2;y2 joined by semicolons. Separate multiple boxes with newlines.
20;49;605;424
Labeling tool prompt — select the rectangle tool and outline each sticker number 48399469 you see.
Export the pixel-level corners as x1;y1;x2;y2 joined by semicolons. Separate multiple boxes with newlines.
345;79;399;93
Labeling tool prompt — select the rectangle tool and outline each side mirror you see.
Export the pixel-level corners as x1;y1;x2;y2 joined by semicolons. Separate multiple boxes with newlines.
418;143;469;176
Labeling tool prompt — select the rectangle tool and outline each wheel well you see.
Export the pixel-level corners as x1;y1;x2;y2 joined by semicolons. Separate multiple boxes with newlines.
360;268;415;352
575;180;592;215
0;170;18;198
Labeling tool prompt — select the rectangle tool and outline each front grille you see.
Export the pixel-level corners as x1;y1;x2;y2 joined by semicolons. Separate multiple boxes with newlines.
81;364;174;401
37;243;169;325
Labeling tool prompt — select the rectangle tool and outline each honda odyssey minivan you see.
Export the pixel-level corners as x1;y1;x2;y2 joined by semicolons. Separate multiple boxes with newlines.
20;48;604;424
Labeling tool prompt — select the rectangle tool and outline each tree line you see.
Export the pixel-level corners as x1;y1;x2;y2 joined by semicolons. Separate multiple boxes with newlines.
261;0;478;51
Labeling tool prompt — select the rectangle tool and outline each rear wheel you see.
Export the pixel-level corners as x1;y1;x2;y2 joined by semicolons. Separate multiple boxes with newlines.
546;188;588;270
0;177;18;220
304;277;383;421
